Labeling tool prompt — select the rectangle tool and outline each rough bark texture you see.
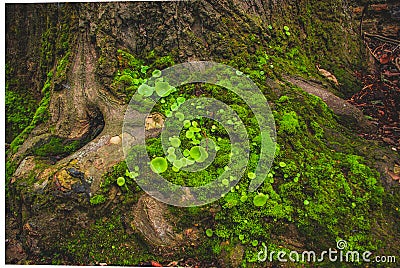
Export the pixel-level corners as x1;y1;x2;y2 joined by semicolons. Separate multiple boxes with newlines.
6;1;399;266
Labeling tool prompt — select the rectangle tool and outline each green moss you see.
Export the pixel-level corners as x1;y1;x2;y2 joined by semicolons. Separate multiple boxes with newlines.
54;51;71;84
126;45;395;265
6;3;393;264
310;121;324;139
31;136;81;157
112;50;149;101
5;90;36;142
90;194;107;205
278;111;300;134
9;71;53;153
55;215;157;265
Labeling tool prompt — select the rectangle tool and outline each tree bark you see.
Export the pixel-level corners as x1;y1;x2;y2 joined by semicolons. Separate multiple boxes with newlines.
6;1;398;265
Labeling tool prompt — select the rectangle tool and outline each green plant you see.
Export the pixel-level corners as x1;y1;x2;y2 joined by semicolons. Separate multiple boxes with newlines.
90;194;107;205
247;172;256;179
189;146;208;163
5;90;36;141
155;81;175;97
277;95;289;103
10;71;53;153
253;193;268;207
206;229;214;237
279;111;300;134
169;137;181;148
283;25;291;36
150;157;168;173
31;136;81;157
152;69;162;77
137;84;154;96
117;177;126;187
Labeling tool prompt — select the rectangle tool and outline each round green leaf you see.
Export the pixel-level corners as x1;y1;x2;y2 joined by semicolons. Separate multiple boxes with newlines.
206;229;213;237
189;146;202;160
197;149;209;163
166;153;176;163
180;157;187;167
183;149;190;157
172;166;180;172
253;193;268;207
186;131;194;139
167;147;176;154
173;159;183;169
137;84;154;97
247;172;256;179
171;103;179;111
155;81;172;97
185;158;195;166
169;137;181;148
165;110;172;117
175;112;185;121
176;97;186;105
117;177;125;187
190;126;201;133
192;139;201;145
190;146;208;162
152;69;162;78
150;157;168;173
183;120;191;128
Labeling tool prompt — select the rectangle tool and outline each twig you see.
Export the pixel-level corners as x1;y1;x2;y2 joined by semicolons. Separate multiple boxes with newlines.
365;42;381;63
364;32;400;45
362;84;374;90
373;44;385;55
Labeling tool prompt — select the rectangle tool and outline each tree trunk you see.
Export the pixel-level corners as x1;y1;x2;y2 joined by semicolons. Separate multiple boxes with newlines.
6;1;399;266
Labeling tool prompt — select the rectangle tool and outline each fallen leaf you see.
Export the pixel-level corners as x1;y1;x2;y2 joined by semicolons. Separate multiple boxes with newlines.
394;164;400;174
388;170;400;181
382;137;395;144
167;261;179;266
151;260;163;267
380;54;390;64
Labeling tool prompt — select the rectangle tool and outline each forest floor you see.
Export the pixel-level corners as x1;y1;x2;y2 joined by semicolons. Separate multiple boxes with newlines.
349;34;400;153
